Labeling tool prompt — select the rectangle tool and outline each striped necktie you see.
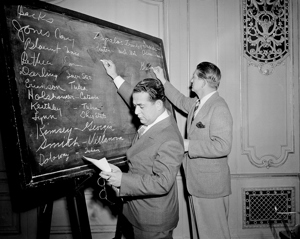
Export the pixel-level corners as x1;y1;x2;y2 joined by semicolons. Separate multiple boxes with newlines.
191;99;200;122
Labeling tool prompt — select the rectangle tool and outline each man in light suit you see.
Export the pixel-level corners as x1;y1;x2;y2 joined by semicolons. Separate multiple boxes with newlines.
153;62;233;239
100;60;184;239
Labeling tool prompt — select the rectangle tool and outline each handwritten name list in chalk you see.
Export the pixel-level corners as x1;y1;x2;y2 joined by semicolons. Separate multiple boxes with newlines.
3;4;166;180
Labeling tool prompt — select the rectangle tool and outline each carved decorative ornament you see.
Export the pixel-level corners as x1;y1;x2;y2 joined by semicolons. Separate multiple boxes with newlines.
243;0;289;75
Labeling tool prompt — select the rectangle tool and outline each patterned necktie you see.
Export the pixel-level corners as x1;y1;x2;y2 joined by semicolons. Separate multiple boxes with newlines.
191;99;200;122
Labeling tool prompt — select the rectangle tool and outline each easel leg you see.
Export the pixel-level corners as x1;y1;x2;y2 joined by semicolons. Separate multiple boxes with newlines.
66;188;92;239
37;202;53;239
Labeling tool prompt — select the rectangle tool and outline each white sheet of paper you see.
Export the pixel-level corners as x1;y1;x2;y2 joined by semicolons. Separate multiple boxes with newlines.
82;156;111;172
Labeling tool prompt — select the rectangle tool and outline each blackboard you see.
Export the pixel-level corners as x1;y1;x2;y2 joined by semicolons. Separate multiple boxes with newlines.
0;2;170;192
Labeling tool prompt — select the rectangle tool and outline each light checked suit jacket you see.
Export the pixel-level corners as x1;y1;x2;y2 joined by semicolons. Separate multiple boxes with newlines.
117;80;184;232
164;81;233;198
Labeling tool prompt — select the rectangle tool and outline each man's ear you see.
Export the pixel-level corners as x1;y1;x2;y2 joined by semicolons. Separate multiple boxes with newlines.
155;99;164;110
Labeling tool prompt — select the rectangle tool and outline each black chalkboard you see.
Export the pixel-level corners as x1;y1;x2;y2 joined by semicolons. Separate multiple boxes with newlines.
0;2;170;192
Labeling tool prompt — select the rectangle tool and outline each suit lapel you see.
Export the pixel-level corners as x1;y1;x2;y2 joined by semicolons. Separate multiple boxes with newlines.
128;116;172;157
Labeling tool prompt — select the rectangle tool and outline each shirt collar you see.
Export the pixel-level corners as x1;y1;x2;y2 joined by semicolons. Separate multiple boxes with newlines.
142;109;169;135
200;91;216;107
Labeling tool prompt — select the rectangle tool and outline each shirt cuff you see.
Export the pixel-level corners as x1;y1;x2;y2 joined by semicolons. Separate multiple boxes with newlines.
114;75;125;89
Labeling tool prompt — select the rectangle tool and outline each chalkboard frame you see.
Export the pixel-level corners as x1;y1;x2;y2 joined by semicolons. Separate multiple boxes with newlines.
0;1;171;198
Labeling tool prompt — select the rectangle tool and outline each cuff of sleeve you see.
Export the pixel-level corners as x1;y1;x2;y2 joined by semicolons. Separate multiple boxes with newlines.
112;186;120;196
114;75;125;89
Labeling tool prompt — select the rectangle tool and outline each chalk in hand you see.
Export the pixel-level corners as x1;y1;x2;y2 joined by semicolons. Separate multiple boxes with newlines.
100;59;110;66
146;63;153;69
145;63;153;72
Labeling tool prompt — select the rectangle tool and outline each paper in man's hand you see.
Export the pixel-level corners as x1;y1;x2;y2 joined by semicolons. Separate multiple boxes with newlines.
82;156;111;172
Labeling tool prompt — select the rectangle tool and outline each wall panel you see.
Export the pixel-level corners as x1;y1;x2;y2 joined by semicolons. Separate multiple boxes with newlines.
188;0;299;238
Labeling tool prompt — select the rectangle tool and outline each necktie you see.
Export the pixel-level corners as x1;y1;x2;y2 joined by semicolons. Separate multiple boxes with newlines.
132;126;146;145
191;99;200;122
138;125;147;139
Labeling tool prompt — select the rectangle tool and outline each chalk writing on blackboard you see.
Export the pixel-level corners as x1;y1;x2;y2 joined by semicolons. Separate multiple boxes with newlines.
1;3;169;187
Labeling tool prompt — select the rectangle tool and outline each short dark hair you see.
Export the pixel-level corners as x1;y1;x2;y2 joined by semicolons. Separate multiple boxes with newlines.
133;78;166;102
196;62;221;89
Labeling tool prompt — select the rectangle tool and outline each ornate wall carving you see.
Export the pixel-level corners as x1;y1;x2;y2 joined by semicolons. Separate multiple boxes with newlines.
243;0;289;75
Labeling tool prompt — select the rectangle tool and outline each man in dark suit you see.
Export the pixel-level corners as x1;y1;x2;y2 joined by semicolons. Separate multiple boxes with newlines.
100;60;184;239
153;62;233;239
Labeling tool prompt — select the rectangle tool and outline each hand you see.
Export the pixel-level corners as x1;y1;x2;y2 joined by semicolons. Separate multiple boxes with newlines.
99;163;122;187
152;66;167;84
101;59;118;79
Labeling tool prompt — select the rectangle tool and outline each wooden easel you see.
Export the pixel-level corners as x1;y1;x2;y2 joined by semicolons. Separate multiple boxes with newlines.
36;175;93;239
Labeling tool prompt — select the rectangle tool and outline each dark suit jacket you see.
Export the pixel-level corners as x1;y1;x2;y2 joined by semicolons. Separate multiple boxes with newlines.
164;81;233;198
117;81;184;232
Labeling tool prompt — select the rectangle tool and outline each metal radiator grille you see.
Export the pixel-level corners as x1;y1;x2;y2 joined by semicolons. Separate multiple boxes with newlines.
243;187;295;228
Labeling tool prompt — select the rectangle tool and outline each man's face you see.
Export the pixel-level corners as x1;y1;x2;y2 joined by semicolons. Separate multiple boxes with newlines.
133;92;159;126
190;70;205;94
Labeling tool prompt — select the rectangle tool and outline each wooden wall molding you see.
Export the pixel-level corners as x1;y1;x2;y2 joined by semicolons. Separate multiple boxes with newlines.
241;1;295;169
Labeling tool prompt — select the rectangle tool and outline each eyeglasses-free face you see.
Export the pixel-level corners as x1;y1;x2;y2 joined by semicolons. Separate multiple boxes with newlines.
191;70;206;91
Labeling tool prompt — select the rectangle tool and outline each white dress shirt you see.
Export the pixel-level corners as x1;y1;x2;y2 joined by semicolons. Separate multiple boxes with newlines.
193;91;217;117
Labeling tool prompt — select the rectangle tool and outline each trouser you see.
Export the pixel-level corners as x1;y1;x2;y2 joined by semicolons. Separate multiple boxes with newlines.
189;195;231;239
118;213;174;239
